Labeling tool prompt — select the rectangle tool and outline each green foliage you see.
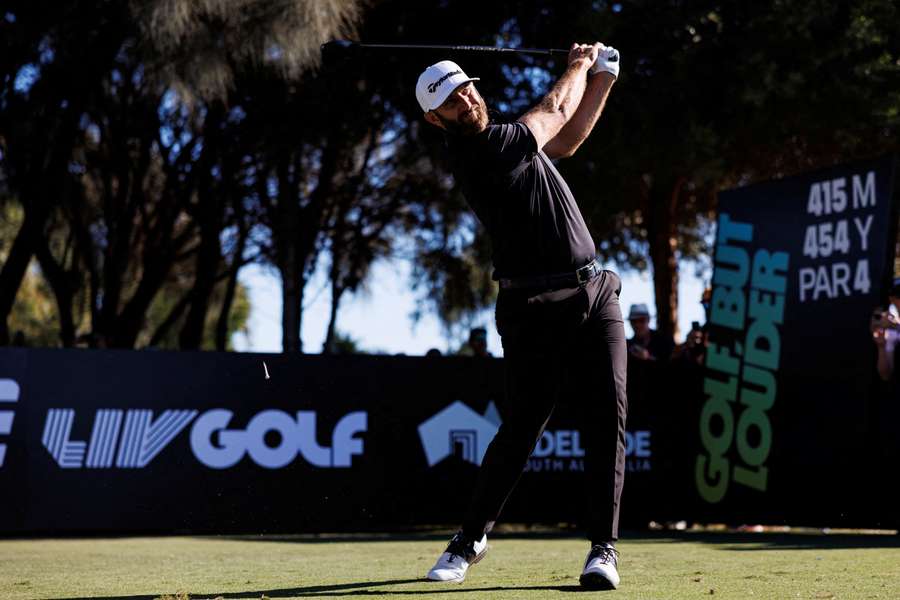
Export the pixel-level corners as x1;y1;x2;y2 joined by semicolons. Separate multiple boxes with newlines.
134;0;363;100
8;264;59;347
1;204;63;346
1;200;250;349
330;330;362;355
140;281;251;351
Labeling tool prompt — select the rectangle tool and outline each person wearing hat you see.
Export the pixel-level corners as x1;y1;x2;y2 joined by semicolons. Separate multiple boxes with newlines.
417;44;626;590
871;276;900;382
626;303;675;362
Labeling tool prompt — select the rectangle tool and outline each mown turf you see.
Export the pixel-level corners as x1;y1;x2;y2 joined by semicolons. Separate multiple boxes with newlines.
1;531;899;599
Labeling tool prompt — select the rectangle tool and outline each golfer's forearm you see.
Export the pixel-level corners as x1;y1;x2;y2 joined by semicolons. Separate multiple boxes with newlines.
519;59;591;147
548;73;615;157
542;60;591;119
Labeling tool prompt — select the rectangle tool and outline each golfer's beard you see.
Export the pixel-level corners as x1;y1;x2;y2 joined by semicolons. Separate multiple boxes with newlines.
438;102;488;135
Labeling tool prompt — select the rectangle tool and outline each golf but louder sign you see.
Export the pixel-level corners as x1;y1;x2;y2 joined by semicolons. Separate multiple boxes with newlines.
697;156;899;525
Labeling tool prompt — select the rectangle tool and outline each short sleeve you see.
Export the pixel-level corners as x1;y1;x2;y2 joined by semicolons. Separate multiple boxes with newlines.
479;122;538;176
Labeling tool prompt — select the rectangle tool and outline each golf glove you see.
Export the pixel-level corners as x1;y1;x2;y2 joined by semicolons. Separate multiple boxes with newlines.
589;45;620;79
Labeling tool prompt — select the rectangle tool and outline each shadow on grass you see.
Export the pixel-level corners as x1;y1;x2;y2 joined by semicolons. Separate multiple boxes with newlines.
204;529;900;551
627;530;900;551
47;579;598;600
204;530;583;544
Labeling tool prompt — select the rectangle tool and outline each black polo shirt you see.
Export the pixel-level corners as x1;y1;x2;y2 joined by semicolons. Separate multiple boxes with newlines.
446;120;596;279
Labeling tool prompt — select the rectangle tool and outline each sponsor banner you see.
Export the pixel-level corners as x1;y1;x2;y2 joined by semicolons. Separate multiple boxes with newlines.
0;348;662;534
698;156;900;525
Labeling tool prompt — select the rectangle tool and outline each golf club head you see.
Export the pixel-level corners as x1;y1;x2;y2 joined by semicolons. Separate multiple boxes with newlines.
320;40;358;68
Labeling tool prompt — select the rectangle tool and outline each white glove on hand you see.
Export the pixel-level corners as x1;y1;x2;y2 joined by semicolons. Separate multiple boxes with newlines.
589;44;620;79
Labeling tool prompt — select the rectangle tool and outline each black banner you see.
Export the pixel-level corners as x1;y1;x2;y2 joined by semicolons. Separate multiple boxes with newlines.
3;158;897;535
0;348;660;534
695;156;900;526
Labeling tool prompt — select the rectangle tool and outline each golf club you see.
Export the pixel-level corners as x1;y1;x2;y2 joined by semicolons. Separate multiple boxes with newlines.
321;39;569;65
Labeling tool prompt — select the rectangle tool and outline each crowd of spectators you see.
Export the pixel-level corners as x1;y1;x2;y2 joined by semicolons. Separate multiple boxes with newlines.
444;292;712;365
625;289;711;369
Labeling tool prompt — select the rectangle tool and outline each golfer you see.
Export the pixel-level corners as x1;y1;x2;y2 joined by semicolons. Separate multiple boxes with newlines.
417;43;627;590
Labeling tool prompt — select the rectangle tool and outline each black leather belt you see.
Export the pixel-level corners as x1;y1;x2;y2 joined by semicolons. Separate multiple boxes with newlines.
498;258;604;290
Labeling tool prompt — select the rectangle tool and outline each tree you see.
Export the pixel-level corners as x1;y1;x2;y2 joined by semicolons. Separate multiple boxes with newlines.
0;1;132;344
1;0;362;349
133;0;362;100
0;200;250;348
483;0;899;341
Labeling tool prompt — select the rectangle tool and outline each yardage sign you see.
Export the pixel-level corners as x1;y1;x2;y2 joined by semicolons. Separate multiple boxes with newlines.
697;156;897;522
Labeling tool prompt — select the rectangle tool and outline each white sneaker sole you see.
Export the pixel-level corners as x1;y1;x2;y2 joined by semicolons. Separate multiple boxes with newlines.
579;570;618;590
426;546;488;583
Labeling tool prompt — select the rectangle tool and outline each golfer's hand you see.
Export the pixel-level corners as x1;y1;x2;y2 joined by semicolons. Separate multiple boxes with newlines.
589;43;620;79
567;43;599;70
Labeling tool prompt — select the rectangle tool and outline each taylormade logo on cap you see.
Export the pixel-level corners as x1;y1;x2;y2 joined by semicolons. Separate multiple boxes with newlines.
416;60;479;112
427;69;462;93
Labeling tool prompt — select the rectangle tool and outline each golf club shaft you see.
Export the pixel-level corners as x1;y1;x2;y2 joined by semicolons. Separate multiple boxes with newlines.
340;41;569;57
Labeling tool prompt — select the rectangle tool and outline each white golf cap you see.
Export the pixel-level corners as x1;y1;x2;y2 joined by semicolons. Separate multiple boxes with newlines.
415;60;480;112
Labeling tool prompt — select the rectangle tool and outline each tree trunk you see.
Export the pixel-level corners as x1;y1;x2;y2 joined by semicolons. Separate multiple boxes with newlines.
215;224;248;352
93;126;153;347
270;137;341;353
0;211;41;345
646;177;684;344
112;251;186;349
179;104;226;350
280;246;304;353
178;215;222;349
0;111;74;344
322;270;344;354
148;289;194;348
34;236;76;347
111;215;195;348
95;167;135;343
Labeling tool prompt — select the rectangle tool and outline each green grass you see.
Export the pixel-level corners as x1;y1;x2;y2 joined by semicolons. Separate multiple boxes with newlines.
1;530;899;599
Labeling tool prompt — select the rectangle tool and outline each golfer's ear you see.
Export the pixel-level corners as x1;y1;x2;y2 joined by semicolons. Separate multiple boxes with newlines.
424;111;444;129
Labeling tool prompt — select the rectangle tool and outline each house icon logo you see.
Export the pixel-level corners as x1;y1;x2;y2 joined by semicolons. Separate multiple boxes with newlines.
418;401;501;467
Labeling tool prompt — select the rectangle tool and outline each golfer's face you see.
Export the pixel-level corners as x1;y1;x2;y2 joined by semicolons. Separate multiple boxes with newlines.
434;83;488;133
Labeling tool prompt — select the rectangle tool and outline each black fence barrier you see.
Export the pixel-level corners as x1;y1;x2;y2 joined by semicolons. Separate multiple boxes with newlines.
0;346;897;535
0;348;670;535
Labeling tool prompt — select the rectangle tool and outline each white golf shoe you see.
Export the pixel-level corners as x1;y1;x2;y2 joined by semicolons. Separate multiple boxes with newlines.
579;543;620;590
426;532;488;582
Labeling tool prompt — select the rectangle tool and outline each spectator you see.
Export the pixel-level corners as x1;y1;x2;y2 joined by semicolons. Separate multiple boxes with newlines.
671;321;707;366
426;348;443;358
459;326;492;358
626;304;674;361
871;277;900;382
700;287;712;323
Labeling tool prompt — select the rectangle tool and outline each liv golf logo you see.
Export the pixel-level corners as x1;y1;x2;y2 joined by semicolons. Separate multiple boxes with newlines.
0;379;19;468
40;407;367;470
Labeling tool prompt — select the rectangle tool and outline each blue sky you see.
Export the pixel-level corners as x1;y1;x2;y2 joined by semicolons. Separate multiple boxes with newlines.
232;259;709;356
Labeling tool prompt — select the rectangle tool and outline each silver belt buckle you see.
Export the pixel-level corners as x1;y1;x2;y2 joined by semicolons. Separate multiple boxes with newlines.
576;260;596;285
